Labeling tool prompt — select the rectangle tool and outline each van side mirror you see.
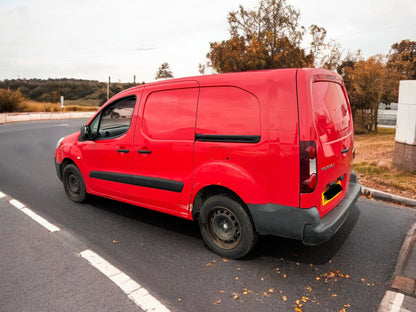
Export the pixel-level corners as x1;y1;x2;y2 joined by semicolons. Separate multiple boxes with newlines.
80;125;93;141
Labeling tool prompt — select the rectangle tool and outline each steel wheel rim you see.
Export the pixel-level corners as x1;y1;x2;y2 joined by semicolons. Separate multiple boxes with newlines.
207;206;241;249
67;172;80;196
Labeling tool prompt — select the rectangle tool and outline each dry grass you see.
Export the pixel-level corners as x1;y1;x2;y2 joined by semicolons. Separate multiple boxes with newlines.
23;100;98;112
353;128;416;199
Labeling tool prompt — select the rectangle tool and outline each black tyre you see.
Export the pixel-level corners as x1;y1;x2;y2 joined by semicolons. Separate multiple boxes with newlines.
62;164;88;203
198;195;258;259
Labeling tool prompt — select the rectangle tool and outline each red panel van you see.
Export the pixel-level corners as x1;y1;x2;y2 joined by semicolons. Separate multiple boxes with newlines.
55;69;361;258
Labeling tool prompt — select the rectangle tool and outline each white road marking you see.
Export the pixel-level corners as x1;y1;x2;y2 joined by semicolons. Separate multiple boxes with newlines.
80;249;170;312
20;207;60;232
9;198;25;209
8;197;60;232
391;292;404;312
2;191;169;310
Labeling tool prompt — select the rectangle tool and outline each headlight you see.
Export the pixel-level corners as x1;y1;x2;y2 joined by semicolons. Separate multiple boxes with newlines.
56;137;64;149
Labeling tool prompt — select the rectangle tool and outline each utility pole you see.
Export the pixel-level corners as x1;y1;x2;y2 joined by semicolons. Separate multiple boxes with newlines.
134;75;136;84
107;76;110;101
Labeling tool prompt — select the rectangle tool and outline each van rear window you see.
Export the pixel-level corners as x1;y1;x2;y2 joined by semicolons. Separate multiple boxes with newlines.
312;82;351;142
196;87;260;136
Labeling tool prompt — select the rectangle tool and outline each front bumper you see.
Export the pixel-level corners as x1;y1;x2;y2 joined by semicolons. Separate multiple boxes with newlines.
247;173;361;245
55;158;63;181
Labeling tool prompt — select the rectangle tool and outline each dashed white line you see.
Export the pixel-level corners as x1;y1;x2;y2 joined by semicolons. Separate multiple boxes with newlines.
9;198;25;209
2;190;169;311
20;207;60;232
80;249;170;312
8;197;60;232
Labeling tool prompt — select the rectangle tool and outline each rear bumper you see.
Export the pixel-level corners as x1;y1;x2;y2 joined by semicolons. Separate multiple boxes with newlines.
247;172;361;245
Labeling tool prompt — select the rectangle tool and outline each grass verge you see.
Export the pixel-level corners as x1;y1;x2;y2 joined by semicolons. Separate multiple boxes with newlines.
353;128;416;200
22;100;99;112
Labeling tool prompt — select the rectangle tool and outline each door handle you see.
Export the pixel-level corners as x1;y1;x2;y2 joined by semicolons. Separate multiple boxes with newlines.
341;147;349;154
138;150;152;154
117;149;130;153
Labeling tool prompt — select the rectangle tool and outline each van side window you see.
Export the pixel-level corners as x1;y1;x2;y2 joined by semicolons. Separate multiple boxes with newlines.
196;87;260;136
142;88;198;140
93;96;136;139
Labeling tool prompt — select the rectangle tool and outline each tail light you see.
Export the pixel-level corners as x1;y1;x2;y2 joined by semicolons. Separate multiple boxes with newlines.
300;141;317;193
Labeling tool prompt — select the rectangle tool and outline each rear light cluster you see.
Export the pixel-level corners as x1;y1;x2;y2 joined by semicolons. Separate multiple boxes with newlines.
300;141;317;193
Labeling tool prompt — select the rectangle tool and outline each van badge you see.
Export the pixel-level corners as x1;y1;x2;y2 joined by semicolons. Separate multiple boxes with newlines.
321;163;335;171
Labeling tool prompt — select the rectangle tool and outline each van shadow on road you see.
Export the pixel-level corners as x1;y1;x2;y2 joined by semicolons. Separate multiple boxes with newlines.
85;194;360;263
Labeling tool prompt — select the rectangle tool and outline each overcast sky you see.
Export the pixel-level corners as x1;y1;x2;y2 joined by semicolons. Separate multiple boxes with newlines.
0;0;415;83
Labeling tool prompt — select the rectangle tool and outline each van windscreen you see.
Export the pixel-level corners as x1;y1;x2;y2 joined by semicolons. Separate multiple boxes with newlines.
312;82;351;142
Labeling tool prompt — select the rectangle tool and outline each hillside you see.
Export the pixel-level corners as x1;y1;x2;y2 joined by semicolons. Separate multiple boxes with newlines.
0;78;139;106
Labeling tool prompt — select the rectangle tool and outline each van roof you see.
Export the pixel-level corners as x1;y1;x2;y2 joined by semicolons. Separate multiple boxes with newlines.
115;68;342;98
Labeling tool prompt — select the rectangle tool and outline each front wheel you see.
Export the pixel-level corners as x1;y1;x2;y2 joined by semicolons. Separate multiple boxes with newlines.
198;195;258;259
62;164;88;203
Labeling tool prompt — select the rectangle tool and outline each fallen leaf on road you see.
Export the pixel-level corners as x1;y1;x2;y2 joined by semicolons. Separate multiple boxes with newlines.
232;292;239;300
214;299;221;305
269;288;274;293
112;240;119;244
282;296;288;301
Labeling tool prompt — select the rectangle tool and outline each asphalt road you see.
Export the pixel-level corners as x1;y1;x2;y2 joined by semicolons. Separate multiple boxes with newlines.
1;119;416;312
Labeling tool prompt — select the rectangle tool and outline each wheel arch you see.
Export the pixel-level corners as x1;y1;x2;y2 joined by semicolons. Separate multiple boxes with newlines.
192;185;253;223
59;158;77;176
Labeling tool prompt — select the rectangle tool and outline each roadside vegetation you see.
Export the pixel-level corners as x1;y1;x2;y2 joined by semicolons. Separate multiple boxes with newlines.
354;128;416;200
23;100;98;112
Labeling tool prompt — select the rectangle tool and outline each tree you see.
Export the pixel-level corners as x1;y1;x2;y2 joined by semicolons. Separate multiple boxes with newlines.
206;0;315;73
155;62;174;80
343;56;386;133
309;24;341;70
383;39;416;104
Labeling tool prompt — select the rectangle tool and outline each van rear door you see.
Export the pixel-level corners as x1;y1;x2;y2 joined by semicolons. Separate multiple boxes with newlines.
298;71;354;217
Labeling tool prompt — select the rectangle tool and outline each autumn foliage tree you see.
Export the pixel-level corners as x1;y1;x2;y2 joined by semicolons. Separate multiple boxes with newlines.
383;39;416;104
338;40;416;133
206;0;317;72
342;56;386;133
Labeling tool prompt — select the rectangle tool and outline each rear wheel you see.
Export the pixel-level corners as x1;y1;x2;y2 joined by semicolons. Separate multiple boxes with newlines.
62;164;87;203
198;195;257;259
